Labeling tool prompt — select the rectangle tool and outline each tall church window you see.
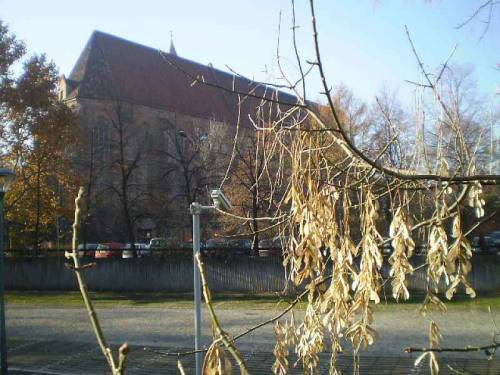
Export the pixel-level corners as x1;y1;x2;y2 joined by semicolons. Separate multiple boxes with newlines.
142;125;152;184
120;103;133;123
93;116;110;161
142;124;152;150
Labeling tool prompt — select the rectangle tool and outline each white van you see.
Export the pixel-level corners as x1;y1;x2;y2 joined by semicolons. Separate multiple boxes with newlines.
122;243;148;259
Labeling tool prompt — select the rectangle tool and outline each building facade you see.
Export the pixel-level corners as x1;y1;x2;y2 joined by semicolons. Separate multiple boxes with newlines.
62;31;296;243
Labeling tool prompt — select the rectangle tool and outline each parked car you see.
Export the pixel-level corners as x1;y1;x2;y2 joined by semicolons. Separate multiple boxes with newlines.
415;243;428;255
94;242;124;259
149;237;170;257
483;236;495;251
380;238;393;256
258;236;284;257
258;238;271;249
122;243;149;259
227;239;252;255
471;234;500;255
274;236;289;249
471;236;483;254
178;240;194;251
479;233;500;255
203;238;250;257
77;243;99;258
490;231;500;253
137;242;152;257
203;238;230;256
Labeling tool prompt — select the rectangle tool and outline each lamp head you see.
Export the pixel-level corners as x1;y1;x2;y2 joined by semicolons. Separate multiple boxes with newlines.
210;189;232;211
0;168;15;193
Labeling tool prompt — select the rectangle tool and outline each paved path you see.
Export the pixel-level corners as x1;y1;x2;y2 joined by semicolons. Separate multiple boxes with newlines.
7;338;500;375
6;304;500;373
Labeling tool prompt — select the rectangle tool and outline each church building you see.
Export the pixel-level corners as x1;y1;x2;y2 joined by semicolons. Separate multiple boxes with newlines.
61;31;296;243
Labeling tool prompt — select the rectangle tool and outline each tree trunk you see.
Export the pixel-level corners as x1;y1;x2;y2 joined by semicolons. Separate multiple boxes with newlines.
82;132;95;250
251;187;259;256
34;161;41;255
118;118;135;249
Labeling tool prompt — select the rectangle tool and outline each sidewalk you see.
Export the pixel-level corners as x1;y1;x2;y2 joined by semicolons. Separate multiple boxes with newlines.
7;338;500;374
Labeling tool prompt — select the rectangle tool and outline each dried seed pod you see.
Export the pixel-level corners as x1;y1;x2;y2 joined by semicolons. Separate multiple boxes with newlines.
414;321;441;375
272;321;289;375
296;293;325;373
203;344;232;375
468;182;485;218
444;212;476;300
389;207;415;301
427;223;449;292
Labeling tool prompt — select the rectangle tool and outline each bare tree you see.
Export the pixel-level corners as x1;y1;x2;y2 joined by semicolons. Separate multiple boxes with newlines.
221;129;283;254
62;2;500;374
456;0;500;41
157;117;227;239
163;2;500;374
106;101;150;247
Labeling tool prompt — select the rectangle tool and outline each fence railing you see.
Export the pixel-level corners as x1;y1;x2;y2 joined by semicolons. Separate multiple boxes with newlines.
5;241;499;259
4;255;500;294
3;246;283;259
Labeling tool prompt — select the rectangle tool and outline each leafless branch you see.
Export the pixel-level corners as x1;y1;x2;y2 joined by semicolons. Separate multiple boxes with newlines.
66;187;129;374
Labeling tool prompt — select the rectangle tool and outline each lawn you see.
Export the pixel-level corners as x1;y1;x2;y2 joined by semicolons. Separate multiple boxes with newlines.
6;290;500;310
5;291;283;309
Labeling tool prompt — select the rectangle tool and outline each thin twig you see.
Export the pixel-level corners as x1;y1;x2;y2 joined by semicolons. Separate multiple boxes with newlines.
405;342;499;354
307;0;499;183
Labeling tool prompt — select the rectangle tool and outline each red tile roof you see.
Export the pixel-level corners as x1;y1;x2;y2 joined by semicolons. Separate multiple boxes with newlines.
67;31;299;127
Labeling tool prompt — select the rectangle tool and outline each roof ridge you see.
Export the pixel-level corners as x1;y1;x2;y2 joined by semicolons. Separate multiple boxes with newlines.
66;30;299;127
90;30;259;87
92;31;122;100
68;34;95;81
91;30;165;55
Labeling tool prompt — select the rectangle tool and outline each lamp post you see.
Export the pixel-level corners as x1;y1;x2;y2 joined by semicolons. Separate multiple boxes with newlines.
190;189;232;375
0;168;15;374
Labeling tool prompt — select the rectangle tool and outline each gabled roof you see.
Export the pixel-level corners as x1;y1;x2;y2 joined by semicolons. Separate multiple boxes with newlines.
67;31;299;127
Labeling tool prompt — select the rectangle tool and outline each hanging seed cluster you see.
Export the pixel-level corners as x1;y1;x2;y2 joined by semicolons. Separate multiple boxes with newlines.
203;346;233;375
203;65;492;373
414;321;442;375
388;207;415;301
468;181;485;218
258;114;487;374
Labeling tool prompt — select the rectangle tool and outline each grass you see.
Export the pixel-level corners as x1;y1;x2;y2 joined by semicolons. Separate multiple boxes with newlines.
376;293;500;310
5;290;500;311
5;291;285;309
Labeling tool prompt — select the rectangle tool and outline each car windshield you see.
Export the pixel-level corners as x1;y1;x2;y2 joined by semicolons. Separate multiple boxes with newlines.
78;244;98;250
150;239;165;246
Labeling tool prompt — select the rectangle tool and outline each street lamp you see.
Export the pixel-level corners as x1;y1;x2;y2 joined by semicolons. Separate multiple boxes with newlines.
190;189;232;375
0;168;15;374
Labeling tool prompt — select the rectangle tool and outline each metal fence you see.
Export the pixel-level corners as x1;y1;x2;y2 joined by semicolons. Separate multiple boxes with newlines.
3;246;272;258
4;254;500;294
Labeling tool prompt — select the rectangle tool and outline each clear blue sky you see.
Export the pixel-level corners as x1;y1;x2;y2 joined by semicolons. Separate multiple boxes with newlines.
1;0;499;107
